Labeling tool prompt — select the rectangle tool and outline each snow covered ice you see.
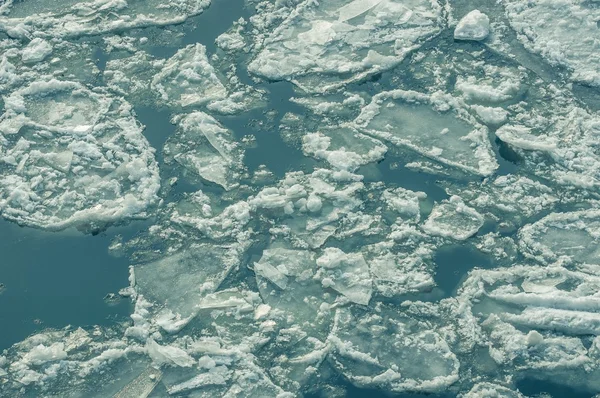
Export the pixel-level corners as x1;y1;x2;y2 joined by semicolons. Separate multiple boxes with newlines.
454;10;490;41
2;0;600;397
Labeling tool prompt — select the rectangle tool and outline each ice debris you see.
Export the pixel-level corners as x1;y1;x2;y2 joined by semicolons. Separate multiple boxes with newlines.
454;10;490;41
0;80;160;230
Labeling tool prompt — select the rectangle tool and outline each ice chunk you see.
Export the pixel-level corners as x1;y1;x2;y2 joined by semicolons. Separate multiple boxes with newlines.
22;343;67;366
444;175;558;228
470;105;508;126
248;0;443;92
381;187;425;223
328;306;459;393
21;38;52;64
518;210;600;267
134;243;240;321
146;339;195;368
496;125;557;153
355;90;498;176
454;10;490;41
423;196;484;240
249;169;365;248
301;128;387;172
164;112;244;190
113;366;162;398
363;242;436;297
463;383;525;398
151;44;227;108
104;51;159;101
338;0;383;22
316;247;372;305
0;80;160;230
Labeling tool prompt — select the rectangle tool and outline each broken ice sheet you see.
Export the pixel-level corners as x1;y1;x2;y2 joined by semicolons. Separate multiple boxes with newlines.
6;0;600;395
247;0;444;92
455;264;600;392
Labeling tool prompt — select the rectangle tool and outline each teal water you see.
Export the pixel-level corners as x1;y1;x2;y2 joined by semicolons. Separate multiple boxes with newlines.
2;0;597;396
0;220;134;350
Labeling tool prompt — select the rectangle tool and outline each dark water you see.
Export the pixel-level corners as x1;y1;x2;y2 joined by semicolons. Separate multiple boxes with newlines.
0;220;134;350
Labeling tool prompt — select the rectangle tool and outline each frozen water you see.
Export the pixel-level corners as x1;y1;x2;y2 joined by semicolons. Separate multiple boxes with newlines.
355;89;498;176
454;10;491;41
0;80;160;231
4;0;600;396
504;0;600;86
247;0;444;92
0;0;211;38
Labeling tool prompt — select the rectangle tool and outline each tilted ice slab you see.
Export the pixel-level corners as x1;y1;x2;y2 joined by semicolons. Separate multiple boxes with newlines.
0;0;210;38
503;0;600;86
519;210;600;268
164;112;245;190
0;80;160;231
248;0;443;92
132;243;242;335
328;305;459;393
355;90;498;176
456;264;600;391
423;196;484;240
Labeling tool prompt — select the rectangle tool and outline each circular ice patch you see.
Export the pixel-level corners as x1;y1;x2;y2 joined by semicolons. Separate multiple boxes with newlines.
0;80;160;231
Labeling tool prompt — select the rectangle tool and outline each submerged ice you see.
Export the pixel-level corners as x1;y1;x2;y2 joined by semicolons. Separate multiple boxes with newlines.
2;0;600;396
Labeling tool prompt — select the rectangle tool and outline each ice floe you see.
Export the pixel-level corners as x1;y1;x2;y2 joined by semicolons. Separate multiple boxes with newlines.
248;0;444;92
355;89;498;176
0;79;160;230
454;10;491;41
0;0;211;38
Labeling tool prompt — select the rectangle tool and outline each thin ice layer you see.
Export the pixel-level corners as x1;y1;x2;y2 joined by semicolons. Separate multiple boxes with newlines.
0;79;160;230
